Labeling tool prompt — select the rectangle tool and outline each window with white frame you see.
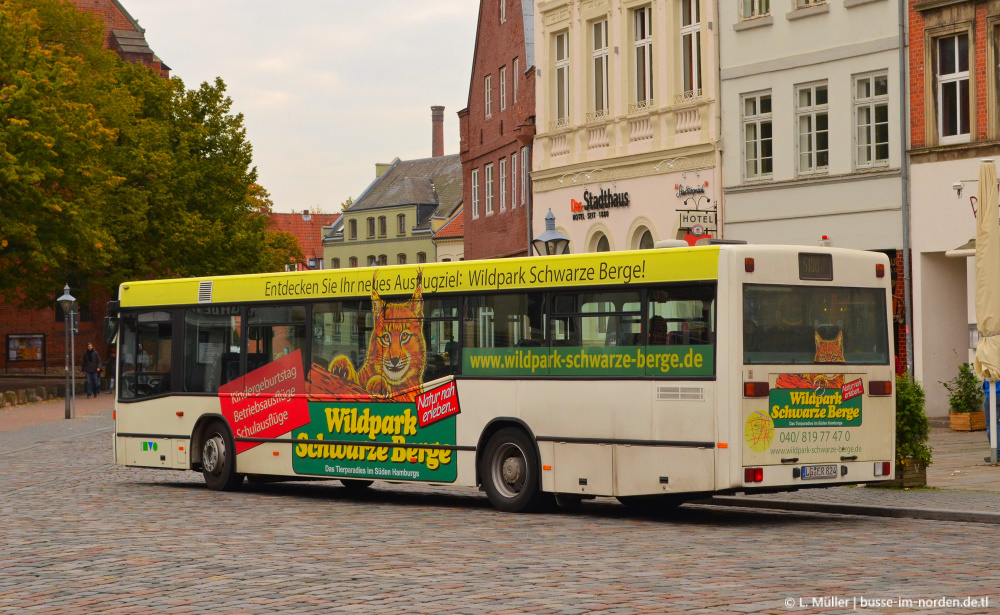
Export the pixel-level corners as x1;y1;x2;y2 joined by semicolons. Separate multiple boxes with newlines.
349;219;357;240
500;66;507;111
634;7;653;106
499;158;507;212
681;0;701;97
742;92;773;181
485;74;492;118
855;72;890;168
593;19;609;117
796;82;829;174
511;152;518;209
485;163;495;215
514;58;519;102
555;32;570;123
796;0;825;7
500;0;506;23
937;33;970;143
521;146;529;206
472;169;480;219
742;0;769;19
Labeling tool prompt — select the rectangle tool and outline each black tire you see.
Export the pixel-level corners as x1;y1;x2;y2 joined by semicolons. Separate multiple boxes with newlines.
480;427;544;513
200;420;243;491
340;479;374;491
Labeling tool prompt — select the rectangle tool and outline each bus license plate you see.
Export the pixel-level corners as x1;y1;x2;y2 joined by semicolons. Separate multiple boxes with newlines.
801;465;838;480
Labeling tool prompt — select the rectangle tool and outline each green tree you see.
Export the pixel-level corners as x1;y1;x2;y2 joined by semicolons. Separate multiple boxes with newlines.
0;0;305;306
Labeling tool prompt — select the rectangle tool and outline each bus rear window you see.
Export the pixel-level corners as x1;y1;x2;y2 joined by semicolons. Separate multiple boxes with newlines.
743;285;889;365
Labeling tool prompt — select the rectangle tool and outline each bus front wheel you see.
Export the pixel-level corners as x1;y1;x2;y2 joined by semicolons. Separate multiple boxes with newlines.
201;420;243;491
481;427;543;513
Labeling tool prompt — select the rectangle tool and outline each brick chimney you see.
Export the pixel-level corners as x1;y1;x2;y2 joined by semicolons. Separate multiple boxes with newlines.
431;105;445;157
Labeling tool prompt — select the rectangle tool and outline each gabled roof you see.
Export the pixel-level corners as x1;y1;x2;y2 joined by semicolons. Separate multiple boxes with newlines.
434;207;464;240
269;212;342;260
465;0;535;109
344;154;463;225
111;29;153;55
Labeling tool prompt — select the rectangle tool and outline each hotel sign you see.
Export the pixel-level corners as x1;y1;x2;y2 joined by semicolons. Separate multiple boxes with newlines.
570;188;631;221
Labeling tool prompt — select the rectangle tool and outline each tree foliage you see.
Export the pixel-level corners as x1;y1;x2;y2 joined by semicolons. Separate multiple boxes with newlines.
0;0;303;308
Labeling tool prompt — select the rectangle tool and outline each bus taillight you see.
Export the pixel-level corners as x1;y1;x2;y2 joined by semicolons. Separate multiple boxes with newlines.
744;467;763;483
869;381;892;396
743;382;769;397
874;462;891;476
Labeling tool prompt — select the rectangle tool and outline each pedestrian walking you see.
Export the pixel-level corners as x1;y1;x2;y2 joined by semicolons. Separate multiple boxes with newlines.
103;349;117;394
82;343;102;398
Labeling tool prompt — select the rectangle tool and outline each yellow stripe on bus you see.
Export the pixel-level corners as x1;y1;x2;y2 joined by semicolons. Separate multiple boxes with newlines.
119;246;720;307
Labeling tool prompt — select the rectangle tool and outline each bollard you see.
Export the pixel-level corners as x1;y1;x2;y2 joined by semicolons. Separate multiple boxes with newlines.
26;388;36;403
16;390;27;405
4;392;14;407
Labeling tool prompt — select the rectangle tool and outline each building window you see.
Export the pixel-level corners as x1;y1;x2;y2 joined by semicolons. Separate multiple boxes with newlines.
442;258;452;263
511;152;518;209
379;255;387;266
680;0;700;97
593;19;609;118
500;0;506;23
397;213;406;236
349;219;357;240
937;33;970;144
397;254;406;265
417;252;427;264
472;169;480;219
485;163;495;215
796;82;829;174
742;0;769;19
639;230;654;250
378;216;387;237
368;255;377;267
634;7;653;106
594;233;610;252
500;66;507;111
514;58;519;102
349;257;357;268
855;72;890;168
485;74;492;118
742;92;773;181
555;31;570;123
521;146;529;206
367;217;375;238
332;258;340;269
796;0;825;7
499;158;507;212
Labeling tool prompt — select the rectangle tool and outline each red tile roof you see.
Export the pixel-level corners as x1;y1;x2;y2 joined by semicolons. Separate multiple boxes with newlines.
269;212;341;264
434;209;464;239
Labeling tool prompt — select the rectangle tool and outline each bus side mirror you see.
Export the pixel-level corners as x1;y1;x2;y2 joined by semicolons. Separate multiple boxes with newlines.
104;317;120;345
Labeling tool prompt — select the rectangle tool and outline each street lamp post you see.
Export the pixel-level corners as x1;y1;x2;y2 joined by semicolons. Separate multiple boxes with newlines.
57;284;77;419
531;209;571;256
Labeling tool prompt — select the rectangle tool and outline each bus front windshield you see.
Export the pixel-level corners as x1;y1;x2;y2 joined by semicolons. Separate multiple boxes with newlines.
743;284;889;365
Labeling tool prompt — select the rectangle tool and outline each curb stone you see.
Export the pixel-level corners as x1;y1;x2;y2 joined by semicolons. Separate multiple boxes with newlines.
709;495;1000;525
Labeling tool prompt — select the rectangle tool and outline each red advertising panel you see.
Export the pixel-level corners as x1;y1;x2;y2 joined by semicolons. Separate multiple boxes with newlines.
219;350;310;453
842;378;864;401
416;380;460;428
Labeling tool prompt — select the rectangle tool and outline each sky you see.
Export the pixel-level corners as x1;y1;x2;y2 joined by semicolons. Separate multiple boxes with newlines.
126;1;480;213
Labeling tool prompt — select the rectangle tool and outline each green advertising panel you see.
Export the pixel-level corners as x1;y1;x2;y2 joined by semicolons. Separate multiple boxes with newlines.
292;402;457;482
768;388;862;428
463;345;714;378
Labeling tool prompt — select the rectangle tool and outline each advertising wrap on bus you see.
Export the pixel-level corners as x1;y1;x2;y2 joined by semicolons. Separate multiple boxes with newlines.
463;345;713;377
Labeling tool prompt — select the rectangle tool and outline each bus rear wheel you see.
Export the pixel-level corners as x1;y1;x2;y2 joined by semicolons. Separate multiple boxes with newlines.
201;420;243;491
481;427;544;513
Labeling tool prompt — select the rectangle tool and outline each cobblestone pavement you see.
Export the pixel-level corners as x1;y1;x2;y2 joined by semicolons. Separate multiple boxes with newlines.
1;414;999;615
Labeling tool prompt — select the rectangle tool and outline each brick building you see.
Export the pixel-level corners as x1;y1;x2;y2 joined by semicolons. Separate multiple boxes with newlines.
268;211;341;271
0;0;168;374
458;0;536;260
69;0;170;77
907;0;1000;415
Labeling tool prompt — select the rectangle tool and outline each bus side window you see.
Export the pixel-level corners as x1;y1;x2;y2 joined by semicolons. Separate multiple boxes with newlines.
183;307;242;393
120;311;173;399
247;305;307;376
463;294;545;349
648;286;716;347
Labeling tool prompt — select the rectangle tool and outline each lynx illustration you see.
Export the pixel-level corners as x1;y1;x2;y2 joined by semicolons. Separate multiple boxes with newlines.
309;279;426;401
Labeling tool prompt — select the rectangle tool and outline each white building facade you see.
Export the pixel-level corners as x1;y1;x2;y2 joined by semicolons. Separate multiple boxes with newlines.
532;0;722;253
719;0;909;383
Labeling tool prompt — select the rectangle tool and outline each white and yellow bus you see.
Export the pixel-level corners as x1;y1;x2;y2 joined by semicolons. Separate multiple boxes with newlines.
109;244;896;512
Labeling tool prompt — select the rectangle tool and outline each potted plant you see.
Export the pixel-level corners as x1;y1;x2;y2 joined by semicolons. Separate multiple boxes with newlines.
942;363;986;431
889;375;932;487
